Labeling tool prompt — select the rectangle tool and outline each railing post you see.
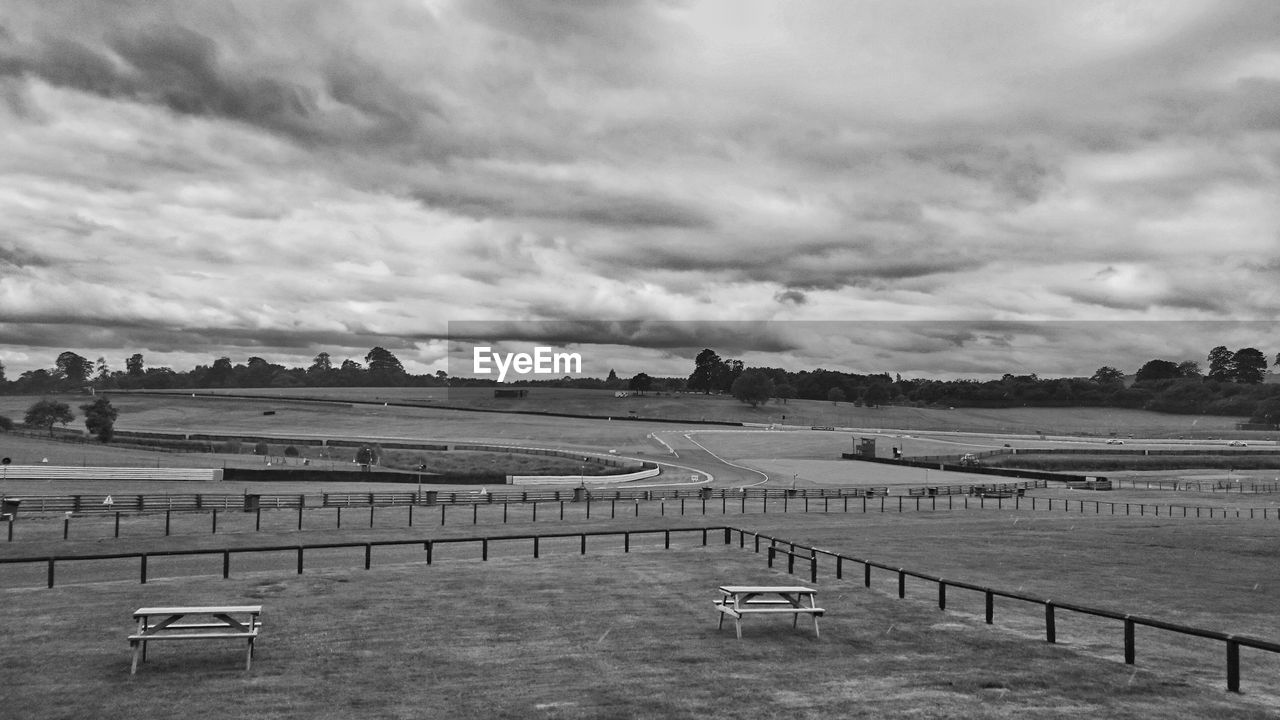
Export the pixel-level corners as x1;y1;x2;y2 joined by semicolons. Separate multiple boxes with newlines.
767;546;775;568
47;558;55;588
836;556;844;579
864;563;871;587
371;505;376;528
1124;617;1135;664
140;554;148;584
223;550;231;578
482;538;489;561
114;512;120;538
810;551;817;583
985;591;994;624
533;536;540;559
297;546;304;574
624;533;630;553
1227;639;1240;692
938;581;947;610
702;528;708;546
898;569;906;598
1045;602;1056;643
365;543;373;569
425;540;433;564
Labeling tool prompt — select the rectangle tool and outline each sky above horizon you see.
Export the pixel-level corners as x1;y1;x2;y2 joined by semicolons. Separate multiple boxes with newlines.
1;1;1278;381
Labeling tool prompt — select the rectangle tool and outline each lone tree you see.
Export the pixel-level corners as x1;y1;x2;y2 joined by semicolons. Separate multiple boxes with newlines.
80;397;118;442
628;372;653;395
687;348;722;394
730;369;774;408
55;351;93;387
1232;348;1268;384
24;398;74;436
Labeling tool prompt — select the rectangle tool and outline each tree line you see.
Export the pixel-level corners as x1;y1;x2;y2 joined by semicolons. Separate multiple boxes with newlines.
0;347;443;394
688;345;1280;425
1;343;1278;425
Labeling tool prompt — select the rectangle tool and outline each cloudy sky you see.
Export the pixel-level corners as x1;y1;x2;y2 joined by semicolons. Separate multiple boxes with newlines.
1;0;1278;381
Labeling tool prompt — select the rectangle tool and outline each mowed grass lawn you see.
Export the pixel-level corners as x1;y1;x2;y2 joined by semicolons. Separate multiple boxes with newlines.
4;540;1277;720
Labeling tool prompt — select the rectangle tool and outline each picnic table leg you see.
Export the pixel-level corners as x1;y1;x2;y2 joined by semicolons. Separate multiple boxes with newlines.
735;616;742;640
245;638;254;671
130;640;141;674
812;615;820;639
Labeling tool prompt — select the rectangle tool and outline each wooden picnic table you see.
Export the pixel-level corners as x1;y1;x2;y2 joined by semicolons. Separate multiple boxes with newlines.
129;605;262;674
714;586;824;639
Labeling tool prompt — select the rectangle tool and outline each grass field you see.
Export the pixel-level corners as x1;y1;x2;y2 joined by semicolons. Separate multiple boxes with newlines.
4;511;1280;719
19;386;1264;439
4;388;1280;717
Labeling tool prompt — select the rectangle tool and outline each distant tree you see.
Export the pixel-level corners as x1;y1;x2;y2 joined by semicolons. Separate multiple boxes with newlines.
1134;359;1181;383
1250;396;1280;426
1090;366;1125;385
1176;360;1202;378
24;398;74;436
0;359;6;383
365;347;405;375
606;369;621;388
284;445;300;459
773;382;794;405
308;352;332;375
207;357;235;387
1232;348;1268;384
55;351;93;387
826;386;846;404
93;357;110;384
730;370;774;408
0;414;12;431
628;372;653;394
688;349;722;394
863;383;890;407
719;359;744;394
1207;346;1235;382
243;357;277;387
253;442;269;456
80;397;118;442
126;353;145;376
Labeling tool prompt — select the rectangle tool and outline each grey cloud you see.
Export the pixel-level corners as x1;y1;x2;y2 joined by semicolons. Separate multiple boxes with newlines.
446;320;802;356
0;241;52;268
416;180;714;231
774;289;807;305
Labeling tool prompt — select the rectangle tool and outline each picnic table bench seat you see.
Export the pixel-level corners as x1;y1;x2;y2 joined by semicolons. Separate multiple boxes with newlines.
129;605;262;674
